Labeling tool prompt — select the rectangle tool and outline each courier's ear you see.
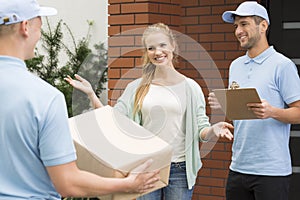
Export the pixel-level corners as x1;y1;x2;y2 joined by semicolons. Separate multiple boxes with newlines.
260;20;268;34
19;20;30;38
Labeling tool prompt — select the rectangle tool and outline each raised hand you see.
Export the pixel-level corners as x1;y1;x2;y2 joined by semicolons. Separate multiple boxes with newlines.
211;122;234;141
65;74;103;108
64;74;94;96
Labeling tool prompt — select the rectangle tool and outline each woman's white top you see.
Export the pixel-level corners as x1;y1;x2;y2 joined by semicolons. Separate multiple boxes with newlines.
141;81;187;162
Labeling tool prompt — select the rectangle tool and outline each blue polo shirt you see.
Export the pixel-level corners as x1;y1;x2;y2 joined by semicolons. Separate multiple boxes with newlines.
229;46;300;176
0;56;77;199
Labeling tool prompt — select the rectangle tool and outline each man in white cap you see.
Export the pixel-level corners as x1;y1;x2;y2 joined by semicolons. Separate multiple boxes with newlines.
0;0;159;199
209;1;300;200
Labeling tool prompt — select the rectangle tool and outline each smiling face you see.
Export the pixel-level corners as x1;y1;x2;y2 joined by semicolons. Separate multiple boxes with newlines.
233;16;263;50
144;32;175;67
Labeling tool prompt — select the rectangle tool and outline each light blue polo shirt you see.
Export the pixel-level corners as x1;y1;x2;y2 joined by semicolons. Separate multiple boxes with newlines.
0;56;77;199
229;46;300;176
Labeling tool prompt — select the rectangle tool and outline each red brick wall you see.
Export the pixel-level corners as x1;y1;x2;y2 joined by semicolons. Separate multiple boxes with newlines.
107;0;246;199
108;0;181;105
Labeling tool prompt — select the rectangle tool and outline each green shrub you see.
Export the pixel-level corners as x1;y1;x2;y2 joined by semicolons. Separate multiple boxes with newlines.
26;18;107;117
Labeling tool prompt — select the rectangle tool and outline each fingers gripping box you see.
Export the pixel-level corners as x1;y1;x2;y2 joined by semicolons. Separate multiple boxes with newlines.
69;105;173;200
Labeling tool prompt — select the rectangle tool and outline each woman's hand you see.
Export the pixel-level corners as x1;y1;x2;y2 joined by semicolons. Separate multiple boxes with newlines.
201;122;234;141
64;74;94;96
211;122;234;141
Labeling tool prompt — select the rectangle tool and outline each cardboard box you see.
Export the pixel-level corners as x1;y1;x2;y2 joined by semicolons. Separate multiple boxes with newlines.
213;88;261;120
69;105;173;200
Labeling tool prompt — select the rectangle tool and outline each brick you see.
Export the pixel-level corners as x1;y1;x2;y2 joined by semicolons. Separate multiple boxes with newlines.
135;57;143;67
149;14;171;25
107;68;121;78
212;24;233;33
225;33;238;41
211;187;226;196
225;143;233;151
120;25;146;36
200;149;212;159
121;47;143;57
108;57;134;68
108;47;121;57
185;60;213;70
108;89;121;101
194;185;211;195
134;35;143;46
108;14;134;25
182;0;199;7
108;79;132;90
225;50;245;60
200;69;226;79
210;114;227;123
121;3;151;14
121;68;142;79
171;0;181;4
108;4;120;15
108;25;121;36
211;151;232;160
159;4;181;15
197;177;225;187
135;13;149;24
108;36;135;47
200;42;211;51
183;42;205;51
171;15;181;26
180;69;200;79
198;168;211;177
199;15;223;24
201;142;225;151
180;51;200;60
202;159;225;169
197;195;225;200
192;78;207;87
136;0;170;3
212;5;237;15
214;60;232;68
226;0;244;4
212;42;238;51
109;0;134;3
211;169;229;178
209;78;227;88
209;51;225;60
186;6;211;16
186;24;211;33
181;16;199;25
200;0;224;6
199;33;224;42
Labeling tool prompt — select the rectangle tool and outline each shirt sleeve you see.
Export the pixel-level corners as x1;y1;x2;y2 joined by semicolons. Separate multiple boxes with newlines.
39;93;77;166
277;59;300;104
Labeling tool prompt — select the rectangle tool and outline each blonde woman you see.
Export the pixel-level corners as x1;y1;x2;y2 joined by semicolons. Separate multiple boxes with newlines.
65;23;233;200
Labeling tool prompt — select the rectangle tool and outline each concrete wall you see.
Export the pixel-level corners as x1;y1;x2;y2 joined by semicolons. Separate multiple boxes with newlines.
37;0;108;104
38;0;108;52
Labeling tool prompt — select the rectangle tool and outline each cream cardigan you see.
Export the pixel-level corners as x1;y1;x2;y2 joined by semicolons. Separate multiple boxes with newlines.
114;77;210;189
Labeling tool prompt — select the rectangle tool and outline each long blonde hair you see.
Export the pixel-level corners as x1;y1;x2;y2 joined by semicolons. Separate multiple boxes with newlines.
133;23;178;117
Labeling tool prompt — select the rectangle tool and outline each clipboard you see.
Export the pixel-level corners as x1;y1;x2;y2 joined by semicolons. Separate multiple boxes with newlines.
213;88;261;120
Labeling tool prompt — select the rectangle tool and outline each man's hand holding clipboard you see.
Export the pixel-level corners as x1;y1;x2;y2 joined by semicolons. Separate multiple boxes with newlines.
208;82;262;120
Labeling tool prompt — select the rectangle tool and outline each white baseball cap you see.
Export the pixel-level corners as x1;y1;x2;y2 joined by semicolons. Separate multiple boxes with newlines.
0;0;57;25
222;1;270;25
